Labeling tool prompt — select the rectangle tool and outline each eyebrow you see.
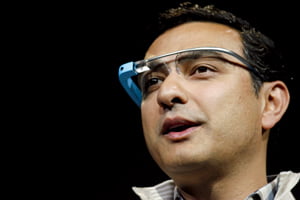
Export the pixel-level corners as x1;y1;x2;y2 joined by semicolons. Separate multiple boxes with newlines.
136;48;251;76
176;51;223;62
145;51;222;67
147;60;167;69
177;51;249;69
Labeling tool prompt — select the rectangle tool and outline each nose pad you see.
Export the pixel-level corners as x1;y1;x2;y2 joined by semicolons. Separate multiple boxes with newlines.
175;65;182;74
161;63;172;75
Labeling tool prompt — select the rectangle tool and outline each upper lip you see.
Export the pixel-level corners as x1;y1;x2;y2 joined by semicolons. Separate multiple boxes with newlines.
161;117;202;135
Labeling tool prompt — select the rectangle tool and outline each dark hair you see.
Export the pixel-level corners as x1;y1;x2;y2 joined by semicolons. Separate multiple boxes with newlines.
146;1;292;94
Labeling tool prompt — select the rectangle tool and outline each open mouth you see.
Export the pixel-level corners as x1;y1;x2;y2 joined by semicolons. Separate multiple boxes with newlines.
163;124;199;135
161;119;201;136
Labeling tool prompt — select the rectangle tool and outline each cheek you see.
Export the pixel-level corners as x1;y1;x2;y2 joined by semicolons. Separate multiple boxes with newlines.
141;102;159;140
195;74;258;121
202;79;261;141
141;103;164;162
202;74;256;111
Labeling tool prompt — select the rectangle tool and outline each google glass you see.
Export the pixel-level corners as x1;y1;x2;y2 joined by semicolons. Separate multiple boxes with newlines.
118;47;260;107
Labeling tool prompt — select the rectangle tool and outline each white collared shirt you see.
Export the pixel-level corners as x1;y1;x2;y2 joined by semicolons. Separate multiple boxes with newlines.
132;171;300;200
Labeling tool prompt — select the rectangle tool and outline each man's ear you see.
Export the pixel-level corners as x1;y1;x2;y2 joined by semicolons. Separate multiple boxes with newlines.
261;81;290;130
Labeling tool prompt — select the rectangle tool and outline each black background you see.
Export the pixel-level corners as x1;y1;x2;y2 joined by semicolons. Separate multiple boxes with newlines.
20;0;299;199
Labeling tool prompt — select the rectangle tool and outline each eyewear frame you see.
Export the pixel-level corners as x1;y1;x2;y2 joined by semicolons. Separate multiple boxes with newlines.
118;47;259;107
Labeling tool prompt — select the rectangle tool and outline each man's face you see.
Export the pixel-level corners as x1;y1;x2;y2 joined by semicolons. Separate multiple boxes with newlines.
140;22;265;177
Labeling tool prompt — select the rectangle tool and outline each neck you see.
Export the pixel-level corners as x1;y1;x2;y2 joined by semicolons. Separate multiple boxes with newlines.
177;169;267;200
172;152;268;200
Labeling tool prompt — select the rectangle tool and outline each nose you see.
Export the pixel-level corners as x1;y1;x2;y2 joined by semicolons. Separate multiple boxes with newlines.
157;72;188;110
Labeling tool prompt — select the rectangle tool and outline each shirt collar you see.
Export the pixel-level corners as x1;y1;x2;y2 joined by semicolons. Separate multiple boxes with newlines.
132;179;175;200
246;171;300;200
132;171;300;200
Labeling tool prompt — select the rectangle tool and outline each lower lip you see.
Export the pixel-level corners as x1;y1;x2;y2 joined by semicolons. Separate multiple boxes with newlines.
164;126;199;141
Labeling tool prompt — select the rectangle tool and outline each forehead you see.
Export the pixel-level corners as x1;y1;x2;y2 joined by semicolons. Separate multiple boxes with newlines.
145;22;243;59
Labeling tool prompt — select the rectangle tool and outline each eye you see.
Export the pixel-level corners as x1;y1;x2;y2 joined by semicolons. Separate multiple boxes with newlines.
191;64;217;77
145;77;161;88
141;74;165;95
195;66;211;73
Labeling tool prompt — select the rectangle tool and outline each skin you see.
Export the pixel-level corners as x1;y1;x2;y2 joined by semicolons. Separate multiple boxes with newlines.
140;22;290;200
